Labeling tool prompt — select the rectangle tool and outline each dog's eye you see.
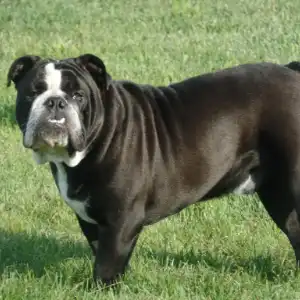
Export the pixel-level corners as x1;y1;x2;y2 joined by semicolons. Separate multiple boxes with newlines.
33;82;46;94
25;93;36;102
72;91;84;102
25;96;34;102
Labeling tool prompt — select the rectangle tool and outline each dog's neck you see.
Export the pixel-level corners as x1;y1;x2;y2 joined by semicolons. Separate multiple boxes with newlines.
59;82;127;169
61;79;181;176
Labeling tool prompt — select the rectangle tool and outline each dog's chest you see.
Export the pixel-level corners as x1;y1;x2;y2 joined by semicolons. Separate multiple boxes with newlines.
53;163;97;224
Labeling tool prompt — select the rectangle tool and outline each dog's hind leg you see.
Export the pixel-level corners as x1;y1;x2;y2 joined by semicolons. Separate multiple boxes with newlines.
286;168;300;265
257;165;300;267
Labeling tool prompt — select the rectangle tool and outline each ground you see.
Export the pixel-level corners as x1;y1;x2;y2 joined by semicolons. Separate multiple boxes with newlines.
1;0;300;299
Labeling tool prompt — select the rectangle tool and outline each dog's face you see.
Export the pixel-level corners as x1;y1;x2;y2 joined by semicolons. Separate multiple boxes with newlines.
7;54;111;167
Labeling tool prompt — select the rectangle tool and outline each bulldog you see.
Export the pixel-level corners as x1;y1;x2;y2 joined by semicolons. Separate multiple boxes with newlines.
6;54;300;286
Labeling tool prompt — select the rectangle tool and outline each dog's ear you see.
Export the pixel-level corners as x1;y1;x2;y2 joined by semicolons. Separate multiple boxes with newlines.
285;61;300;73
75;54;112;90
7;55;41;88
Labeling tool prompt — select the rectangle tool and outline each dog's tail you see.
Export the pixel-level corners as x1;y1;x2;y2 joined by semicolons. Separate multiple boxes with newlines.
285;61;300;73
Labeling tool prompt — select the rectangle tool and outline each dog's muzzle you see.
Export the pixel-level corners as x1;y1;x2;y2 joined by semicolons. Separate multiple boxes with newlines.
24;96;70;150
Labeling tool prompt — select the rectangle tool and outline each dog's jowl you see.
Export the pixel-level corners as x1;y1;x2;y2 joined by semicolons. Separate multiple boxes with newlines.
7;54;300;286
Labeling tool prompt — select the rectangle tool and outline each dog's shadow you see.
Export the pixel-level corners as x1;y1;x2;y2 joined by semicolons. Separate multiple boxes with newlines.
0;229;92;284
0;102;16;127
141;247;296;282
0;228;295;286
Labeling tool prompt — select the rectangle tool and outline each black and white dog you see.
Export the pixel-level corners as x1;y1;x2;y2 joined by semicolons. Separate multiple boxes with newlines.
7;54;300;286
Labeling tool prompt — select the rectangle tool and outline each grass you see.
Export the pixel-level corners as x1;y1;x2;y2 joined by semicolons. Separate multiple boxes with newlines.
1;0;300;298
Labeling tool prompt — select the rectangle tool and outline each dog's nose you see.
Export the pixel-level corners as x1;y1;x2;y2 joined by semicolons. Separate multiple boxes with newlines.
45;97;66;110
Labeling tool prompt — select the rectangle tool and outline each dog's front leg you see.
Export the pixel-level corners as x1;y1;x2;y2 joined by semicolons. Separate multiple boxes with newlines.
76;215;139;286
93;222;141;287
76;215;99;256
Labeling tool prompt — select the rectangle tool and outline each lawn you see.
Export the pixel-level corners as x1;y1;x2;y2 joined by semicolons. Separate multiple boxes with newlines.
1;0;300;299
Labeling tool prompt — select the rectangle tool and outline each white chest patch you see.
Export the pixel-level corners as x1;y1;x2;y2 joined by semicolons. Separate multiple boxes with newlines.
54;163;97;224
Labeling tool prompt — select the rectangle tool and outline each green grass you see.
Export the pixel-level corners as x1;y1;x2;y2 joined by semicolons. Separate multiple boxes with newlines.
1;0;300;298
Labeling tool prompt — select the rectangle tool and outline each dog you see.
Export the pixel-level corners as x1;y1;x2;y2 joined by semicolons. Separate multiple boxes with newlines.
7;54;300;286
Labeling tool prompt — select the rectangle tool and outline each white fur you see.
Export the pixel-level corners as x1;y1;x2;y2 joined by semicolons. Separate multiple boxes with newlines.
24;63;65;147
32;149;86;167
26;62;86;167
55;163;96;224
48;117;65;124
45;63;62;91
233;175;256;194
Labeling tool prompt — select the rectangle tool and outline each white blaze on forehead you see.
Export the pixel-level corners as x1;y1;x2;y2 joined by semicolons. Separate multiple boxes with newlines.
31;62;64;111
45;62;62;91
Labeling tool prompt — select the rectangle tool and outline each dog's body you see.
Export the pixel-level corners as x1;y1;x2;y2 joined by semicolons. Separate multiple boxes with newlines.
7;55;300;286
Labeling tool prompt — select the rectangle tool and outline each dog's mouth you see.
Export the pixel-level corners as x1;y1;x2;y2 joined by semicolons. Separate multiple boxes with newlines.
24;118;69;151
22;104;86;166
24;119;72;165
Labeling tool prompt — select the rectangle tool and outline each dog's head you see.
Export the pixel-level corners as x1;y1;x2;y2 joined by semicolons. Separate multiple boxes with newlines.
7;54;111;167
